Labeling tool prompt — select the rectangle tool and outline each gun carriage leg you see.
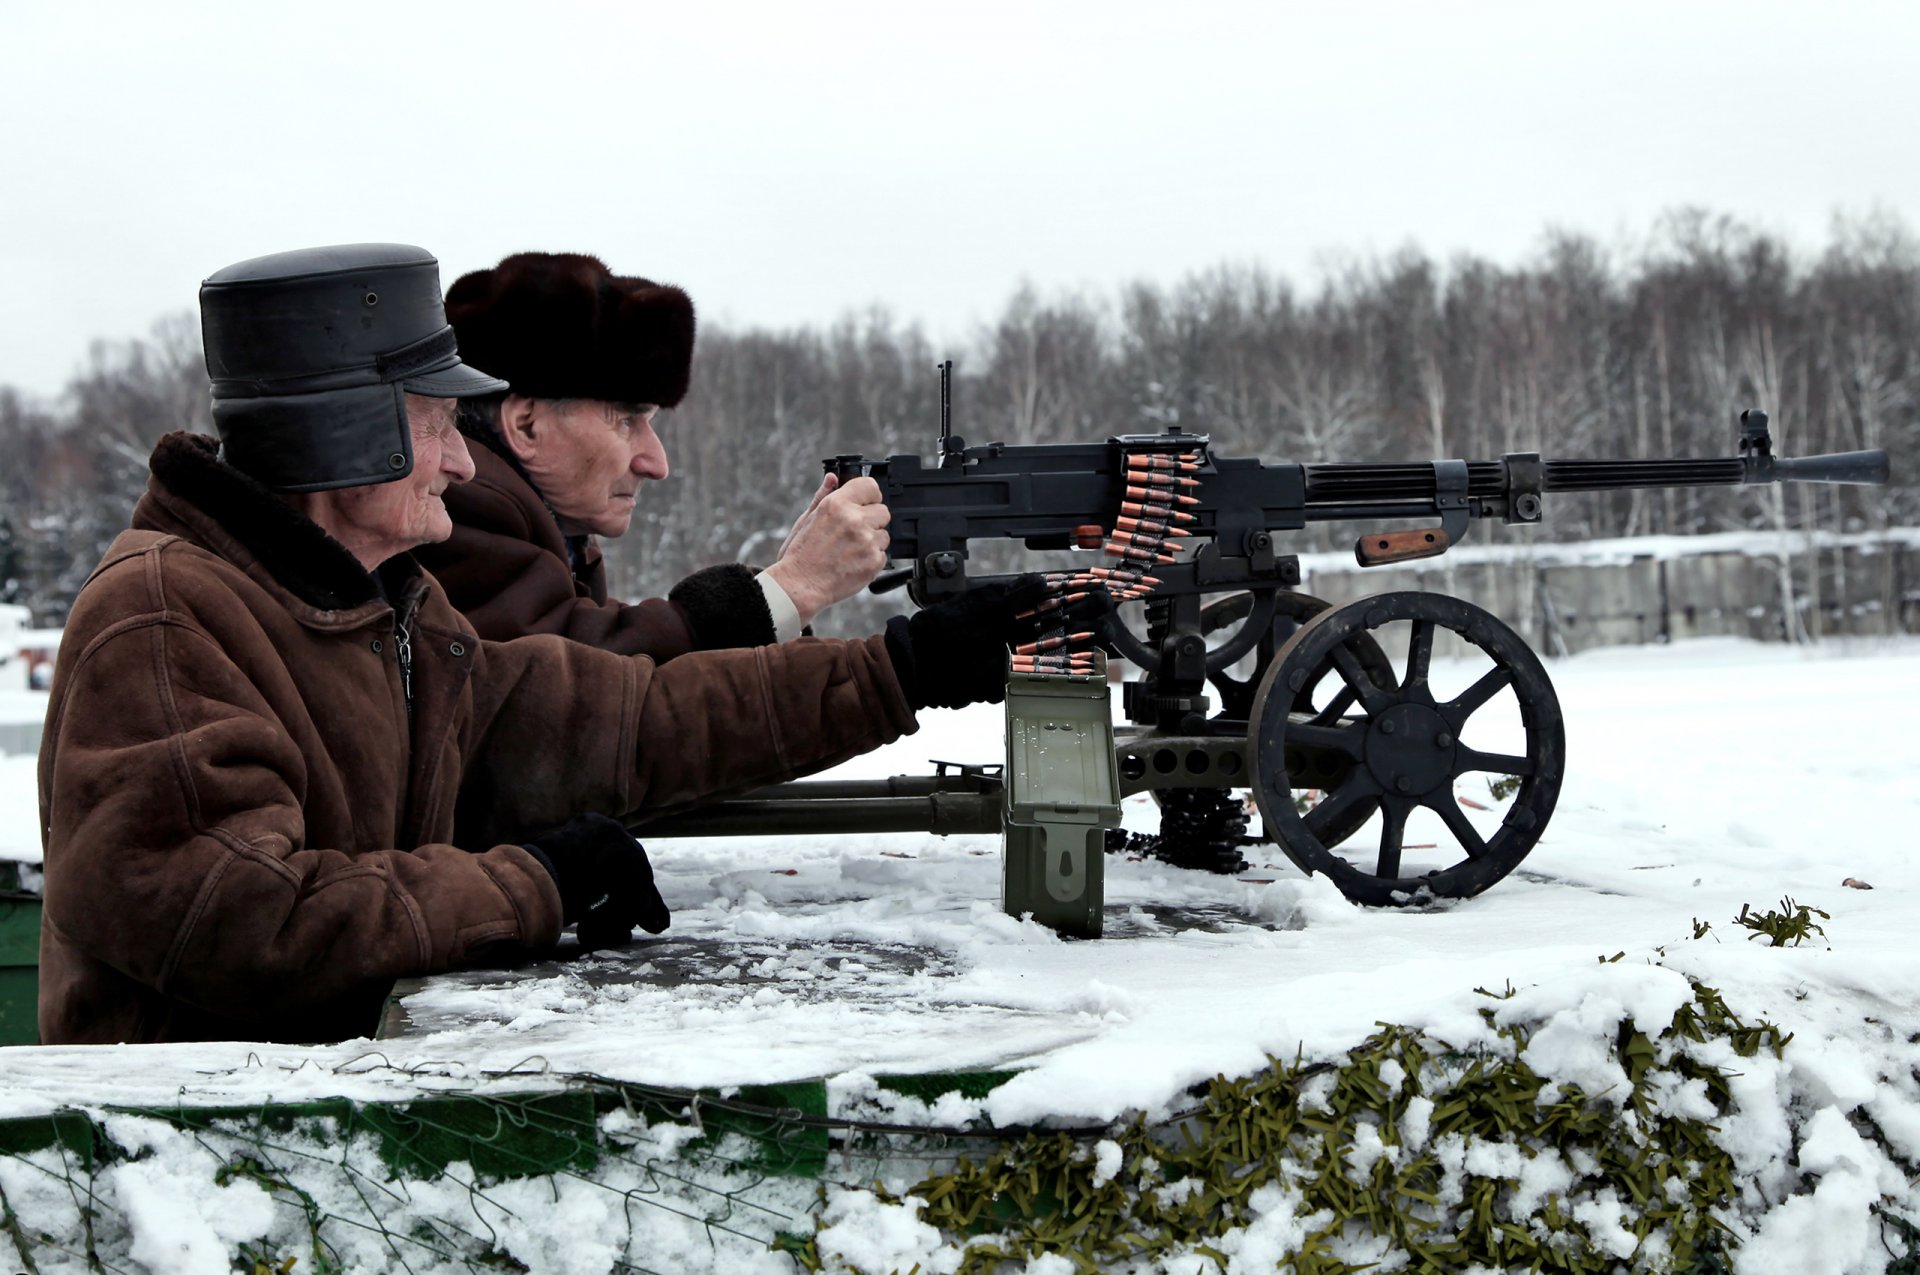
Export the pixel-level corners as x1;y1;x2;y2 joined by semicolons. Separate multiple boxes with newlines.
1247;592;1565;907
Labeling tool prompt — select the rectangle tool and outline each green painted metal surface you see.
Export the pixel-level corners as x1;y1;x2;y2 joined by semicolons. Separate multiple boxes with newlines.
1002;657;1121;938
0;889;40;1047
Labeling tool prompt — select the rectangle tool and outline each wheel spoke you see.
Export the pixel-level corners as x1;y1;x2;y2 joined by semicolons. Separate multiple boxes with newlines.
1309;683;1358;725
1456;747;1535;777
1446;666;1513;718
1286;720;1366;759
1428;793;1490;859
1328;641;1392;715
1304;779;1380;838
1374;800;1409;878
1404;619;1435;691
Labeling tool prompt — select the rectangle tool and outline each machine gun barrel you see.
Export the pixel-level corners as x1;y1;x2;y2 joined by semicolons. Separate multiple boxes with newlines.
1542;451;1885;490
1303;449;1887;507
1750;450;1891;485
1542;457;1744;491
1301;457;1747;505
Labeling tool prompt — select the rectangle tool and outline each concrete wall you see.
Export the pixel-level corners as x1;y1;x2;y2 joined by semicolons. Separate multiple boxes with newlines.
1298;537;1917;656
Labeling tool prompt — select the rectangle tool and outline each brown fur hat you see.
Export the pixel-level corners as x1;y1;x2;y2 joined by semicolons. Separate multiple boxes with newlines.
444;253;696;406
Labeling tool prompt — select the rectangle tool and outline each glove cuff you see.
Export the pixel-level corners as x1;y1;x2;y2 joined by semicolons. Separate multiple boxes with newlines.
883;614;923;711
519;843;569;918
669;563;775;650
521;841;558;881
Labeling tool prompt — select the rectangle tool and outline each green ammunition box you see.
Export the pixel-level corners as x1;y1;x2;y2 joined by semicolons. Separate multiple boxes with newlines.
1002;654;1121;938
0;861;41;1046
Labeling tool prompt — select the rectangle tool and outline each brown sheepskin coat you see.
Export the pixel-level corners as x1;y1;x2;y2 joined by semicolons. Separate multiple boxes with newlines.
416;441;774;658
36;433;915;1045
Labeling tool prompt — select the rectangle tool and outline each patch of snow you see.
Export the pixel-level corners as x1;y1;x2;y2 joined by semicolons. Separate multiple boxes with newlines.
0;636;1916;1272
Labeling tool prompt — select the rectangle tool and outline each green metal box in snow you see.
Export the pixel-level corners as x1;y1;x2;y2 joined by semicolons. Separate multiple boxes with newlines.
0;862;41;1046
1002;655;1120;939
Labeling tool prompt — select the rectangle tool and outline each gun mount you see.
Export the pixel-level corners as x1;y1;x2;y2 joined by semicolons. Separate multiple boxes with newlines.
638;366;1891;917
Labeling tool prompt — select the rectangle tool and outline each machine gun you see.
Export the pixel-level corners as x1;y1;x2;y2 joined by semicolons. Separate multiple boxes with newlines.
639;362;1890;919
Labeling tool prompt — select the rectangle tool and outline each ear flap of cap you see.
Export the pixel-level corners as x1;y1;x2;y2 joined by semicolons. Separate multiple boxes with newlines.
214;385;413;492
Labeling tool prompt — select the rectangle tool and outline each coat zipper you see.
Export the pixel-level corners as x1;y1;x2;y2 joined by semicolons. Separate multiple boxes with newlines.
393;589;421;727
390;586;431;841
395;616;414;723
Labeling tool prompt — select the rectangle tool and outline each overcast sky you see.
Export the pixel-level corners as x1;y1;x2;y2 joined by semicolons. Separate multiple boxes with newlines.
3;0;1917;399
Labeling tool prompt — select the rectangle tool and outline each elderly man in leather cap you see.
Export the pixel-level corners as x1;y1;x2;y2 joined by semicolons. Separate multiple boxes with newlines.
414;251;883;655
36;243;1038;1046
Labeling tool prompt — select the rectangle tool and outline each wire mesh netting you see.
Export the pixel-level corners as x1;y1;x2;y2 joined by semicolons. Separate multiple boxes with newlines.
2;974;1918;1274
0;1062;1041;1275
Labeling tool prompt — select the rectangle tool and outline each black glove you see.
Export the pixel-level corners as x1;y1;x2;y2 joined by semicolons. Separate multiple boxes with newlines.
523;813;670;951
884;575;1052;711
1047;586;1119;635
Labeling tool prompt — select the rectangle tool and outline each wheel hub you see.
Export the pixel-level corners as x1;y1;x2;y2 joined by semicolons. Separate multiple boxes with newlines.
1363;701;1456;797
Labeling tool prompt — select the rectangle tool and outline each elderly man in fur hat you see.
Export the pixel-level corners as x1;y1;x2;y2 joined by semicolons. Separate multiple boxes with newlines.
413;251;882;657
36;244;1038;1046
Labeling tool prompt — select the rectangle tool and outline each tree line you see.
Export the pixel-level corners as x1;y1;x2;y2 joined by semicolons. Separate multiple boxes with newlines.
2;210;1915;634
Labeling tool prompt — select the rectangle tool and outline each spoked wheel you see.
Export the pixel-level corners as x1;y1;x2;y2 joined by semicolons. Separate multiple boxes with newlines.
1201;590;1345;721
1248;592;1565;906
1197;591;1396;850
1149;592;1394;855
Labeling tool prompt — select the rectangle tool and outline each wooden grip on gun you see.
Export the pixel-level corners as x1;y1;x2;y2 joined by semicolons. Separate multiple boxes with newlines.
1355;527;1453;566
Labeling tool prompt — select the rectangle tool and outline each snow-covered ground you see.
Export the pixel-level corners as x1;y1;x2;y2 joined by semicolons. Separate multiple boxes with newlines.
1295;523;1920;573
418;635;1920;1125
1;636;1917;1272
0;691;45;868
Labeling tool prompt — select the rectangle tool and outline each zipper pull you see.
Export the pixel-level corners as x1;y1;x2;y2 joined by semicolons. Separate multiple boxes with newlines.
395;618;414;715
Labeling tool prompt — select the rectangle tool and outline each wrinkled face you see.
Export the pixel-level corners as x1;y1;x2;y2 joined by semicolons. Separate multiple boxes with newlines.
315;394;477;567
520;399;667;538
